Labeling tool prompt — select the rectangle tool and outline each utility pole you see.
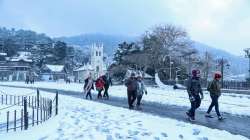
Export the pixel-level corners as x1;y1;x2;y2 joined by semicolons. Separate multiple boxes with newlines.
217;58;229;88
244;48;250;82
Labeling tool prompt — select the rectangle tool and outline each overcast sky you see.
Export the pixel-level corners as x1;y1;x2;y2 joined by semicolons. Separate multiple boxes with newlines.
0;0;249;55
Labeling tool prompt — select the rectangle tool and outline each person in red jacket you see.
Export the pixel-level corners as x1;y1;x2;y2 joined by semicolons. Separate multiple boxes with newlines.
95;77;105;99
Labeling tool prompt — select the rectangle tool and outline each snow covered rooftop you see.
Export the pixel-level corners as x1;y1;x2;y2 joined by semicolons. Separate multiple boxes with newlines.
9;51;32;62
46;65;64;72
74;63;94;71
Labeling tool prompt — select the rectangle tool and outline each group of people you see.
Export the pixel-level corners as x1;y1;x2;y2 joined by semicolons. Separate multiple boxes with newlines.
82;69;224;122
125;73;147;110
186;69;224;122
83;74;112;100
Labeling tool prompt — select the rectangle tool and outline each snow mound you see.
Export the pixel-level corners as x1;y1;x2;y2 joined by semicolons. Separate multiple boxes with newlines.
155;73;172;90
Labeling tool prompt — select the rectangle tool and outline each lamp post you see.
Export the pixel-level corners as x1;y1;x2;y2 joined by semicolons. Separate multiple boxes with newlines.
244;48;250;82
216;58;230;88
175;67;181;83
163;55;174;80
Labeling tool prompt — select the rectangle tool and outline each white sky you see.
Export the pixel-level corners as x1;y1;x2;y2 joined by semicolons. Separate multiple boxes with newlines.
0;0;249;55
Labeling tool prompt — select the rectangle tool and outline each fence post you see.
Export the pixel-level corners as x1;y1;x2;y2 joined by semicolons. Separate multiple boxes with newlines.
37;104;39;125
32;107;35;126
21;109;23;130
49;100;52;117
14;110;16;131
37;89;40;108
6;95;7;104
7;111;9;132
56;91;58;115
1;95;3;104
24;97;28;130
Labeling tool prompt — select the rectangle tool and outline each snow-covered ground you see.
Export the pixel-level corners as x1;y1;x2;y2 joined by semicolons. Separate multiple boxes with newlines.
0;86;248;140
0;81;250;116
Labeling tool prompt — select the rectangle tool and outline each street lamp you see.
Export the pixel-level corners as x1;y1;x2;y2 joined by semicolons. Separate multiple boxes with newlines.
175;67;181;83
216;58;230;88
163;55;174;80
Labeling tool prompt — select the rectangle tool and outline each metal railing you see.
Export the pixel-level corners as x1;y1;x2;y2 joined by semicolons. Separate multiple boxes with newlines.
0;89;59;133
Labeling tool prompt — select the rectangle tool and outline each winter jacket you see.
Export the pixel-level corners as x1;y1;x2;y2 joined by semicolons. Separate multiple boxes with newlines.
186;77;203;96
207;79;221;96
125;78;138;91
137;81;147;96
84;78;94;91
102;75;112;87
95;78;105;91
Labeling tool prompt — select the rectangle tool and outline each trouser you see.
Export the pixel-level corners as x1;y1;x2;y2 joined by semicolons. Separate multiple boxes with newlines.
127;90;137;108
136;94;143;106
188;95;201;118
103;86;109;99
97;89;103;99
207;95;221;116
86;91;92;100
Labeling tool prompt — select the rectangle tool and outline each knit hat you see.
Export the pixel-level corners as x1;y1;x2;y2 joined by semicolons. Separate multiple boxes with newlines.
214;72;222;79
192;69;200;77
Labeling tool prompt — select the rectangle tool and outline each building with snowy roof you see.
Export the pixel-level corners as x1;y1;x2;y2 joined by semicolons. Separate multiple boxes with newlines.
0;51;33;81
40;64;66;81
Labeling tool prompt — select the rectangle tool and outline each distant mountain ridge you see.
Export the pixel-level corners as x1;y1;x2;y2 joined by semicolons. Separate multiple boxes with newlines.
54;34;136;55
56;33;248;75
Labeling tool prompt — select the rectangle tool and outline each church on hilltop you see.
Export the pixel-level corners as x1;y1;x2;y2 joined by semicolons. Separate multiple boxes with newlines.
73;43;107;82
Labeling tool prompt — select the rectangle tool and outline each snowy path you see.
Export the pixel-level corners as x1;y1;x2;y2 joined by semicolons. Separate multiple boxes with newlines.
1;82;250;116
1;85;250;139
1;87;248;140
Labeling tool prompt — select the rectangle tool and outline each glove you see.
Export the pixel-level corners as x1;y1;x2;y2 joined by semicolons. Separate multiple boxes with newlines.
189;95;195;102
145;91;148;95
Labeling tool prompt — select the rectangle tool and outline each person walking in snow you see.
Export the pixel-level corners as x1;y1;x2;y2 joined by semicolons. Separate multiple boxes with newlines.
125;73;138;109
84;75;94;100
95;76;105;99
205;72;224;120
136;75;147;110
186;69;204;121
102;73;112;100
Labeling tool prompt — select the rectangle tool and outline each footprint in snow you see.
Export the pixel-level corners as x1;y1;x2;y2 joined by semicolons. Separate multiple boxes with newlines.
106;135;113;140
102;128;111;133
120;114;125;117
141;132;152;136
198;137;209;140
128;130;140;136
74;134;84;139
137;123;143;127
38;136;48;140
114;126;122;130
192;129;201;135
179;134;184;139
115;133;123;139
154;137;160;140
161;132;168;137
126;122;131;125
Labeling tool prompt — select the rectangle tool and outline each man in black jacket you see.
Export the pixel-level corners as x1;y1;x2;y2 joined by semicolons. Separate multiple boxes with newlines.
186;69;204;121
102;74;112;100
125;73;138;109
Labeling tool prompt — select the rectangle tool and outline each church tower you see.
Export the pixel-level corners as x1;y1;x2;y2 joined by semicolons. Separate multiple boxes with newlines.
91;43;104;79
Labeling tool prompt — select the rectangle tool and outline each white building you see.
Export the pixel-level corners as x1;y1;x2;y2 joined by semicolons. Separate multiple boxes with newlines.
40;64;66;81
73;43;107;82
